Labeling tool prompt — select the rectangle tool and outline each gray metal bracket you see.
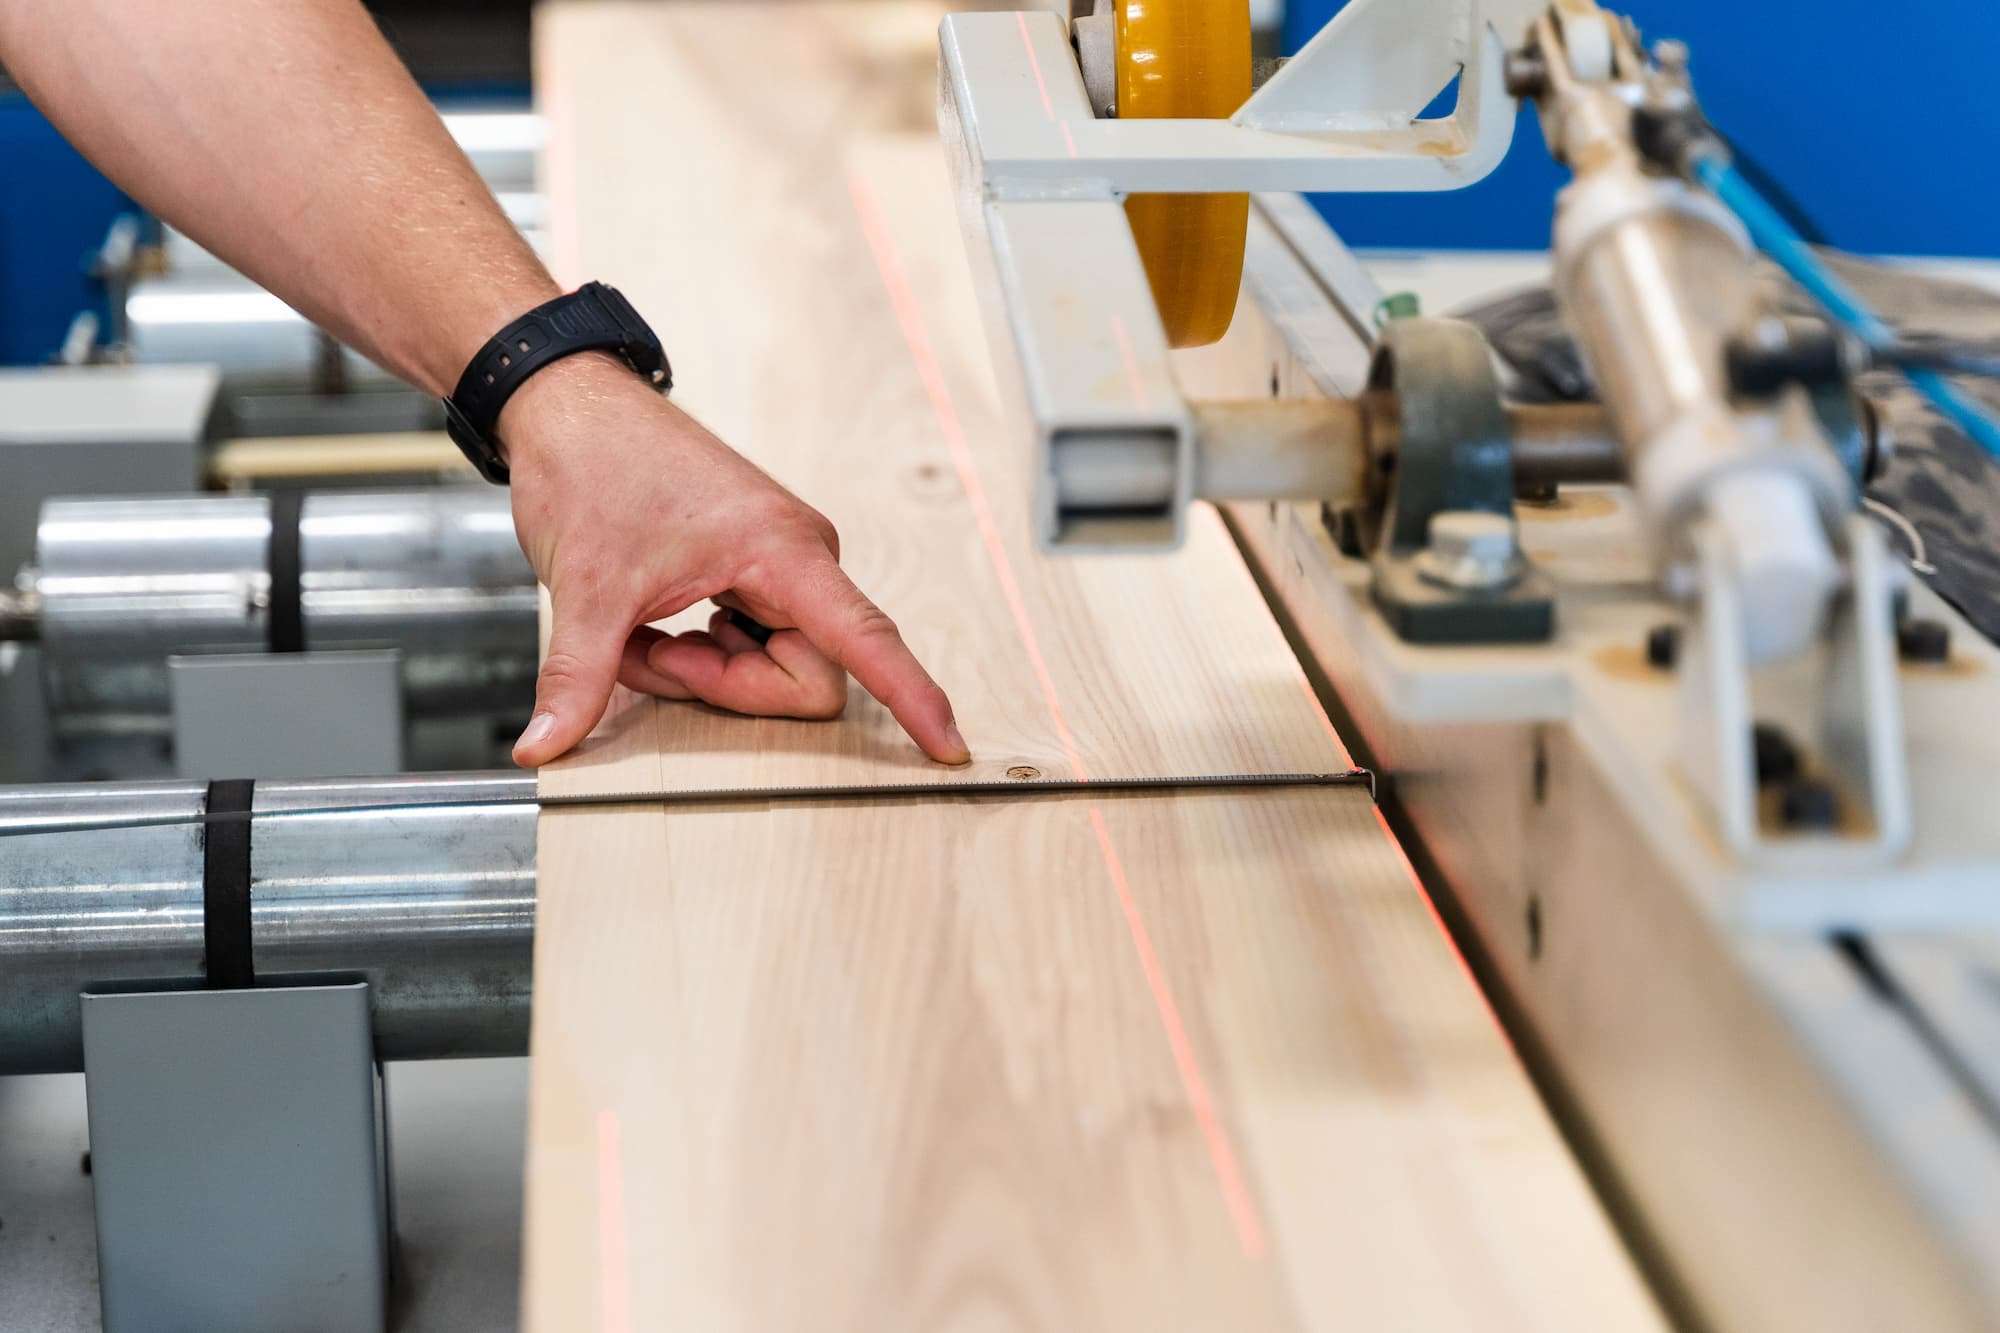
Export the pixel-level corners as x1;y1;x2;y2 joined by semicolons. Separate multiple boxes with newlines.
1364;317;1556;644
81;974;390;1333
169;648;404;779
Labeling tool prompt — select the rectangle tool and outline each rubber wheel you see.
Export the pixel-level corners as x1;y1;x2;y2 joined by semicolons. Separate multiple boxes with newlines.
1116;0;1252;348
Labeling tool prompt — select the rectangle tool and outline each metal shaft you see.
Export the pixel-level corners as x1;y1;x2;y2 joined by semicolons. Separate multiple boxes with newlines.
31;488;538;738
1178;397;1629;508
0;771;535;1075
0;585;40;643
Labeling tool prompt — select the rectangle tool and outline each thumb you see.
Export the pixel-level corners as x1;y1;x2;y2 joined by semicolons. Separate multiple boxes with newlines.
514;597;626;767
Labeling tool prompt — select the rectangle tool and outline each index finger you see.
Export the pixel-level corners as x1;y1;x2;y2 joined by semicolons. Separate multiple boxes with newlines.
774;560;968;765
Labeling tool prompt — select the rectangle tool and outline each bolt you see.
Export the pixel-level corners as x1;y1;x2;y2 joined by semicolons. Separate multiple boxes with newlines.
1752;722;1801;787
1645;623;1680;670
1778;778;1840;830
1416;510;1523;592
1897;617;1951;664
1503;50;1548;99
1652;39;1690;77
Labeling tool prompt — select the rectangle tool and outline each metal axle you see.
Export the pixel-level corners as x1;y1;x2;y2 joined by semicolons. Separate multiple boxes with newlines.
0;771;536;1075
1049;397;1635;515
14;488;537;739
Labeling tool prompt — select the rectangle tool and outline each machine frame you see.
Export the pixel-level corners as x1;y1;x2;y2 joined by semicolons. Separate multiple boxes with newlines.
942;2;2000;1327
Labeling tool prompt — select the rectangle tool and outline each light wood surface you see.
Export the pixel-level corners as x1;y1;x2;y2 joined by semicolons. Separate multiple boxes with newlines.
525;3;1664;1328
208;430;473;482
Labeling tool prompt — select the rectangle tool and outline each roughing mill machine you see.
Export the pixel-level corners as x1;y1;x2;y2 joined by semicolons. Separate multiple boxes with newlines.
3;3;1997;1331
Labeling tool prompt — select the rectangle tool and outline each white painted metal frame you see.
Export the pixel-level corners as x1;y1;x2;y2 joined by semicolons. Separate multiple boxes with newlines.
942;1;1535;195
938;0;1533;548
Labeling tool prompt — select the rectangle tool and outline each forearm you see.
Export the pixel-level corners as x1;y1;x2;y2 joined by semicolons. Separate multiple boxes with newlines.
0;0;556;395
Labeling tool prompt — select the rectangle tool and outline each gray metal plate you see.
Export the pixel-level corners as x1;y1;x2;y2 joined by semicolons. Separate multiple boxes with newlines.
81;978;386;1333
169;650;403;779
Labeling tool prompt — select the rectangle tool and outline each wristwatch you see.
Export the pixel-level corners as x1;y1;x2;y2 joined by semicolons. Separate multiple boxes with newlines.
442;281;671;483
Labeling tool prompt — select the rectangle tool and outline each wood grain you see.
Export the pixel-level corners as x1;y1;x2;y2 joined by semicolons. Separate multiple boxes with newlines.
532;0;1343;793
526;3;1664;1328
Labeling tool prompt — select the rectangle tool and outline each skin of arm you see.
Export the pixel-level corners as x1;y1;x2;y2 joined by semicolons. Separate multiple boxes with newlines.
0;0;969;767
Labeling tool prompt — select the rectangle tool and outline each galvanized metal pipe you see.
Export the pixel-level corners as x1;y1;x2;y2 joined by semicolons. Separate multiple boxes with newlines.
27;488;538;738
0;771;536;1075
129;109;546;393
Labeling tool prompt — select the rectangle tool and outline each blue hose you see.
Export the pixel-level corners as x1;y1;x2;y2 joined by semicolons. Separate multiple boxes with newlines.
1694;154;2000;463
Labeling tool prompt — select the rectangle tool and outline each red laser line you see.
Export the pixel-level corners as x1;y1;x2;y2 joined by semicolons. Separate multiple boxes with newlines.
1294;672;1353;767
849;171;1269;1259
596;1109;633;1333
1089;804;1269;1257
1368;804;1513;1052
847;175;1082;771
1015;12;1056;118
1016;11;1078;159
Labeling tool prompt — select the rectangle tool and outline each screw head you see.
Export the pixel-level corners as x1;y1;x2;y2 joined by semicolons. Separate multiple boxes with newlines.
1897;617;1951;664
1417;510;1522;591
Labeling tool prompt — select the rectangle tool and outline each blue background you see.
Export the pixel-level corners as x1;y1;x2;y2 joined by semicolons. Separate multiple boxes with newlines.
2;5;1995;365
1285;0;2000;259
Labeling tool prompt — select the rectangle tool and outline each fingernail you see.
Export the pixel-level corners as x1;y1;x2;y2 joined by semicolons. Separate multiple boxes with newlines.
943;721;970;760
516;712;556;752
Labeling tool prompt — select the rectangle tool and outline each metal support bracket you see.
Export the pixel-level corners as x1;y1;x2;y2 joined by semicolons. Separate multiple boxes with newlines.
169;648;404;779
937;2;1537;552
81;975;390;1333
1679;515;1911;869
1365;318;1555;643
940;3;1533;194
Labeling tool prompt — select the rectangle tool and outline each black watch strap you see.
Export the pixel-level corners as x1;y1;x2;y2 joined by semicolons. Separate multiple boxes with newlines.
443;281;671;483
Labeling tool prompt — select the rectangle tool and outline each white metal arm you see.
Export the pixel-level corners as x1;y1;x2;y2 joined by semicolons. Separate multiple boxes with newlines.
942;0;1534;197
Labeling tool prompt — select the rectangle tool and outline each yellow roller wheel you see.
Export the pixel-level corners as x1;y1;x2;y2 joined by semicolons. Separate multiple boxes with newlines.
1116;0;1252;348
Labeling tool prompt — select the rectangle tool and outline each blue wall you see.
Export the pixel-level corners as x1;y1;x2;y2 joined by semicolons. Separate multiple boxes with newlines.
0;97;132;366
1285;0;2000;257
0;84;529;367
5;10;1993;364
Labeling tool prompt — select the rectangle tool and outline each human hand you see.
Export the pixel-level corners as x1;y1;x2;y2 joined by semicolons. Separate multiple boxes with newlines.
498;352;969;768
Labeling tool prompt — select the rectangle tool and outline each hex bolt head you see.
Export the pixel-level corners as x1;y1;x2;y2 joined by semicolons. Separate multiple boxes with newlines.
1416;510;1523;592
1897;617;1951;664
1645;623;1680;670
1778;778;1840;830
1752;722;1801;787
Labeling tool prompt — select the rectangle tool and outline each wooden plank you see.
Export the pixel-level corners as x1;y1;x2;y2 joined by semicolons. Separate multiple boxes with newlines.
526;787;1662;1330
525;3;1664;1328
208;430;472;483
531;0;1343;793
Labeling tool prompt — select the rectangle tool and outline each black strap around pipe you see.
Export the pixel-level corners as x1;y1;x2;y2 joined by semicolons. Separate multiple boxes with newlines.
266;490;306;655
201;779;256;990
